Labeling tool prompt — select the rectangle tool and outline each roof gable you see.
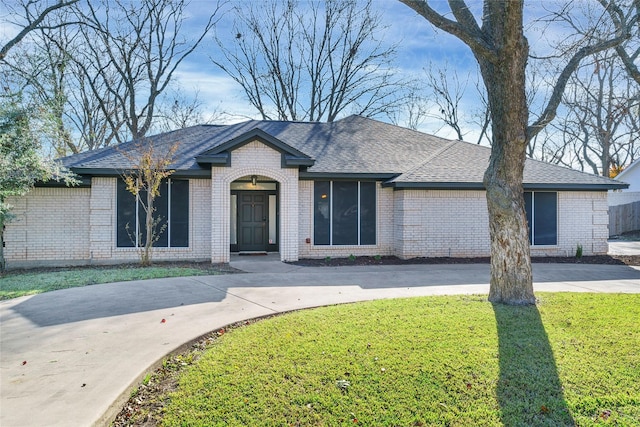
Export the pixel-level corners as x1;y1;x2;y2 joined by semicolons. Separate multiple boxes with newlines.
195;128;314;168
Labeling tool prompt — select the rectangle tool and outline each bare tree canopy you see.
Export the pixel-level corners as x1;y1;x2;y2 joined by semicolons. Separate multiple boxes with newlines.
553;51;639;176
400;0;638;305
603;0;640;83
0;0;79;61
213;0;405;122
2;0;223;155
155;88;223;133
71;0;222;142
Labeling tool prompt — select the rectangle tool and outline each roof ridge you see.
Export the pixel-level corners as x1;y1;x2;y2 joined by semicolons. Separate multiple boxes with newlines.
400;139;458;176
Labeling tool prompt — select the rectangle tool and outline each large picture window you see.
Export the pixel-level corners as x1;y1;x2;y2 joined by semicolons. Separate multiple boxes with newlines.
314;181;376;245
117;178;189;248
524;191;557;246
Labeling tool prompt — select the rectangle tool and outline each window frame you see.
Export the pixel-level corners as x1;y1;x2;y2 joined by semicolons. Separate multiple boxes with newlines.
116;178;189;248
313;180;377;246
524;191;558;246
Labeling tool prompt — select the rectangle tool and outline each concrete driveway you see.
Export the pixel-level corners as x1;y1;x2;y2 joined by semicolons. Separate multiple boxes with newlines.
608;239;640;255
1;261;639;427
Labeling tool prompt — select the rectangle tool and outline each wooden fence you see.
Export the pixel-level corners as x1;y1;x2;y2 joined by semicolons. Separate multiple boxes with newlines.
609;201;640;236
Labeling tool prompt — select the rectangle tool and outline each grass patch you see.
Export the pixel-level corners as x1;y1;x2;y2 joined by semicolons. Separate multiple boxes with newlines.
160;293;639;427
0;265;226;300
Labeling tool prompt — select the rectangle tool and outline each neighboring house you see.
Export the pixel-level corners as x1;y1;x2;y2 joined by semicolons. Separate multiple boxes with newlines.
608;158;640;236
3;116;626;269
612;158;640;193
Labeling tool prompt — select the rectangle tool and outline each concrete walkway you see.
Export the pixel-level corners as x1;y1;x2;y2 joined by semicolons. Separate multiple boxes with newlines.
1;261;639;427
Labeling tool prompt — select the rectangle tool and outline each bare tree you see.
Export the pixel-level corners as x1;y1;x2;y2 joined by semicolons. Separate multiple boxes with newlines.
213;0;405;122
555;51;639;177
424;64;468;140
2;0;214;154
0;0;79;61
71;0;222;143
0;32;71;156
389;87;430;131
400;0;636;305
119;141;179;266
603;0;640;84
154;88;223;133
2;12;126;155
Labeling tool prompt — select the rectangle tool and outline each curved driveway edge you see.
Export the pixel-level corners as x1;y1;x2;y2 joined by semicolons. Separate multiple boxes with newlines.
1;263;639;427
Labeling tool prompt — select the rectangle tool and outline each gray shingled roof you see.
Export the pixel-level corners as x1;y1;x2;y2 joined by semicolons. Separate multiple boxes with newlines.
60;115;626;190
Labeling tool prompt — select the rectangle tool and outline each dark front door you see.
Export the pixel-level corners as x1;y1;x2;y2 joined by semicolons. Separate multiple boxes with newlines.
238;192;267;251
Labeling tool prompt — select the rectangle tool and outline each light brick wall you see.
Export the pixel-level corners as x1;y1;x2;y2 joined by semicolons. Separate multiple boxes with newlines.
4;178;211;269
394;190;490;258
210;140;299;263
4;188;91;268
89;177;114;260
550;191;609;256
298;181;394;258
392;189;609;259
4;170;611;268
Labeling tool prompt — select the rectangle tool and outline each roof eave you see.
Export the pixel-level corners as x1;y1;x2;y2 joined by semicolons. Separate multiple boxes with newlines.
69;167;212;179
522;182;629;191
195;153;230;166
382;182;486;190
299;172;398;180
383;181;627;191
283;154;315;168
34;176;92;188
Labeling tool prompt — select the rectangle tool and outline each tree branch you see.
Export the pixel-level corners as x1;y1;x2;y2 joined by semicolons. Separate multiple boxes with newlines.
399;0;497;62
527;31;631;140
0;0;79;60
599;0;640;84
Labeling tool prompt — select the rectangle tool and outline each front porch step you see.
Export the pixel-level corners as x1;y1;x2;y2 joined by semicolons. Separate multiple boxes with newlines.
238;251;268;256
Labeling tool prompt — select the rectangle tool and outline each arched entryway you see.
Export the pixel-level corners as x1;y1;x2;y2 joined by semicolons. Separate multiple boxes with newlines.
230;176;279;254
210;164;299;264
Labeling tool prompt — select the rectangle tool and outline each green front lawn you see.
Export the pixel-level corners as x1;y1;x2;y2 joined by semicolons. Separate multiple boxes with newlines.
162;293;639;426
0;265;222;300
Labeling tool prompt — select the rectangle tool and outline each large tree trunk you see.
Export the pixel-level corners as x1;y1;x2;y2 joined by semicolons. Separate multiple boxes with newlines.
398;0;633;305
479;1;535;305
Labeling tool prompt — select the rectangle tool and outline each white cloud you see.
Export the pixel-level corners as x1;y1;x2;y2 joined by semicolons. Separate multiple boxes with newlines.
171;66;261;124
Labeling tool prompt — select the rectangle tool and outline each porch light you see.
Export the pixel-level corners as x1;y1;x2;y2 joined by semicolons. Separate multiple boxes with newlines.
251;175;257;186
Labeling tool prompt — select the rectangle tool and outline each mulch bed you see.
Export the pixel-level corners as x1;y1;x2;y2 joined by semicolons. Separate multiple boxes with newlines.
289;254;639;267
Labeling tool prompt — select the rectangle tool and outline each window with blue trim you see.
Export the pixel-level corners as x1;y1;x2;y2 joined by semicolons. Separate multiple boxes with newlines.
524;191;557;246
116;178;189;248
313;181;376;245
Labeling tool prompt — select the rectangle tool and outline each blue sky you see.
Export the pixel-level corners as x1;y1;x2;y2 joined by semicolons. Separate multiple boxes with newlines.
0;0;617;146
174;0;480;137
173;0;568;141
0;0;485;141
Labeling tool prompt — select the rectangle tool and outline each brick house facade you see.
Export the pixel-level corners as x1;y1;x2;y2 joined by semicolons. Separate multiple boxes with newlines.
3;116;625;269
